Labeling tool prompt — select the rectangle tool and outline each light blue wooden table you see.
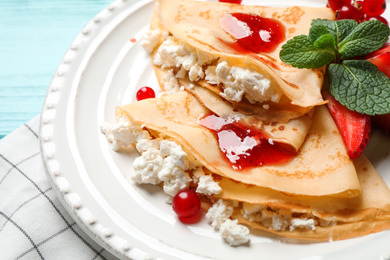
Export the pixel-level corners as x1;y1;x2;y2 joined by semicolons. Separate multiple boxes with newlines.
0;0;113;139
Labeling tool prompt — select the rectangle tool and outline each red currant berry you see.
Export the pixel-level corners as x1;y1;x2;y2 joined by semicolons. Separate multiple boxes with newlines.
364;15;389;26
172;189;201;222
219;0;242;3
336;4;361;22
361;0;386;17
355;0;364;9
136;86;155;101
327;0;351;12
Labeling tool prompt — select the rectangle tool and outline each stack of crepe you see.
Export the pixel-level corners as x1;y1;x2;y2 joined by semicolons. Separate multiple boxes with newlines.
115;0;390;241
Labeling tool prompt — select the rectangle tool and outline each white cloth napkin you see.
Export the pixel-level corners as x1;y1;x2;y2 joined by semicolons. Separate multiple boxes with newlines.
0;116;118;260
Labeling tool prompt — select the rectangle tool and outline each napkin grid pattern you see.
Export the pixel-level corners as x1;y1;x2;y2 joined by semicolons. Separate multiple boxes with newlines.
0;117;117;260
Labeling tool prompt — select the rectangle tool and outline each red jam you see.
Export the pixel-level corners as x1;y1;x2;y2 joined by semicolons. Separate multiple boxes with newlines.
199;114;295;170
220;13;286;53
219;0;242;4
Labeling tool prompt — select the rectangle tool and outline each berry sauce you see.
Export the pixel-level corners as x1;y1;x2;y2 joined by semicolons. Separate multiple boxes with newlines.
199;114;295;170
220;13;286;53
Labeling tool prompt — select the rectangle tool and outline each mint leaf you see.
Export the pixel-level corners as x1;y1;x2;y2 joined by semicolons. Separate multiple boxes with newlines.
338;20;390;59
313;34;336;50
280;35;336;69
311;19;357;46
309;22;332;43
328;60;390;115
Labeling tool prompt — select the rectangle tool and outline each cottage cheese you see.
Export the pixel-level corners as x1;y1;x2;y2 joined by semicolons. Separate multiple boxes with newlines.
141;28;168;54
132;147;164;185
101;116;191;197
163;69;181;93
242;202;318;232
206;200;234;229
143;30;281;106
196;174;222;196
206;200;250;246
206;61;281;104
153;36;215;82
134;139;191;197
220;219;250;246
289;218;316;231
100;116;151;151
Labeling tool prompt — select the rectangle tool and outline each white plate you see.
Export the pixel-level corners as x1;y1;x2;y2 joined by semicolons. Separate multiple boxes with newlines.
40;0;390;259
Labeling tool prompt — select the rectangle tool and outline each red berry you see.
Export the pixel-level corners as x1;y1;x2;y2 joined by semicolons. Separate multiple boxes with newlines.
363;15;389;26
327;0;351;12
336;4;361;22
172;189;201;223
323;91;371;159
360;0;386;17
355;0;364;8
367;46;390;77
219;0;242;4
136;86;155;101
366;44;390;59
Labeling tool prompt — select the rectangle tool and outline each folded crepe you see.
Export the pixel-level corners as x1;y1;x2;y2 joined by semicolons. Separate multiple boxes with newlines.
183;82;313;152
116;91;361;198
144;0;335;122
219;156;390;241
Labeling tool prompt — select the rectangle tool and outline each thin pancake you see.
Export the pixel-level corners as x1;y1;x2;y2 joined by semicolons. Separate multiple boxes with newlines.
182;81;313;152
116;91;361;197
227;156;390;241
154;0;335;112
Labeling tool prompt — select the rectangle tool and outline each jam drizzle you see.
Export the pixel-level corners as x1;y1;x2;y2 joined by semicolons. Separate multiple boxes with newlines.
199;114;295;170
220;13;286;53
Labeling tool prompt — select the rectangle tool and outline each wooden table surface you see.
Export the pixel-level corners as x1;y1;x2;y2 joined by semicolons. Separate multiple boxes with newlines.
0;0;113;139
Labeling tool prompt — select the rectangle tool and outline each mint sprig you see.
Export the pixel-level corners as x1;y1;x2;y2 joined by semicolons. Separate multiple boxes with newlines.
279;35;336;69
328;60;390;115
311;19;357;46
338;21;390;59
279;19;390;115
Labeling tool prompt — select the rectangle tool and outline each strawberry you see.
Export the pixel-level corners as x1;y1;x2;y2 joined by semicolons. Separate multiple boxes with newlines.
323;91;371;159
366;45;390;135
366;45;390;78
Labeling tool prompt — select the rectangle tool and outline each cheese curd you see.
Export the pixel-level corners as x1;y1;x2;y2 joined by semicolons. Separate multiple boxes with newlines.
101;116;191;197
220;219;250;246
206;200;234;229
290;218;316;231
144;30;281;105
241;202;326;232
141;28;168;54
196;175;222;196
100;116;151;151
206;61;280;104
163;69;181;93
206;200;250;246
102;117;248;246
101;116;223;198
153;36;215;82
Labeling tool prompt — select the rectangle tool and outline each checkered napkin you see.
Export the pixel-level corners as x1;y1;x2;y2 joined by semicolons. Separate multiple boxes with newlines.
0;116;118;260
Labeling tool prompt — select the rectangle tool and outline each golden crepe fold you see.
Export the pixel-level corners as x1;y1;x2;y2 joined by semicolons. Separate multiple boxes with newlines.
150;0;335;119
116;91;360;198
225;156;390;241
180;80;313;152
